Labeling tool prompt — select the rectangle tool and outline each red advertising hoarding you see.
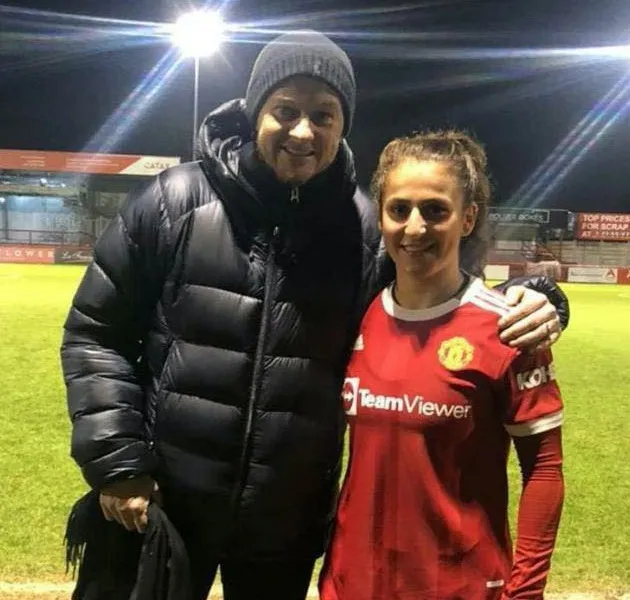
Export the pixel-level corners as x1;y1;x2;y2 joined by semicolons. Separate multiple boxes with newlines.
576;213;630;241
618;268;630;285
0;245;55;264
0;149;180;176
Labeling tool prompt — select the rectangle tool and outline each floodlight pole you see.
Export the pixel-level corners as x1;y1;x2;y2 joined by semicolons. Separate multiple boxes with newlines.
192;55;200;161
173;10;224;160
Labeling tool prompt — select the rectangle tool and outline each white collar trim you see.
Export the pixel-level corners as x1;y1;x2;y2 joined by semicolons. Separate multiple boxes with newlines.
380;277;483;321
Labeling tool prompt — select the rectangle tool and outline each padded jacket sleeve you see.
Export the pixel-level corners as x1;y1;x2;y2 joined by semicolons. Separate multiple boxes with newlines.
60;177;170;490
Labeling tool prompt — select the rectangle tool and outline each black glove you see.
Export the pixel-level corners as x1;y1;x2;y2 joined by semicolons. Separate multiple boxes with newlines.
493;275;570;330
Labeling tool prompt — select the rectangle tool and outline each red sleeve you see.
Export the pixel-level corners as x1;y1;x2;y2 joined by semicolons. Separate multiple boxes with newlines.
503;427;564;599
503;349;563;437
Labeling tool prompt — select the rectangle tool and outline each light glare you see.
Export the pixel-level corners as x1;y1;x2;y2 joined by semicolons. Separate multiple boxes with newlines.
172;10;224;58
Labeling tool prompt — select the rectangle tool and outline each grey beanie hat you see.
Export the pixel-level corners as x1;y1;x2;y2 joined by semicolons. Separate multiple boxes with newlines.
245;30;356;136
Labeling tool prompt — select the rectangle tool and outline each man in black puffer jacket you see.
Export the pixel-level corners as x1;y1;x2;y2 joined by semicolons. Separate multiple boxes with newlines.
61;31;568;600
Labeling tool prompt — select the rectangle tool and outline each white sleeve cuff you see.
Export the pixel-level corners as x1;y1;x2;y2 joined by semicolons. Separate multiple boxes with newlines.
505;410;564;437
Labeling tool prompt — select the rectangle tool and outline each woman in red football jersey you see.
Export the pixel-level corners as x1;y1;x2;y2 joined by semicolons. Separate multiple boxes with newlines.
320;130;564;600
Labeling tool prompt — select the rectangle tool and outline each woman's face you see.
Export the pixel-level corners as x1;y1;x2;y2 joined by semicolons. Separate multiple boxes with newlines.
379;159;478;281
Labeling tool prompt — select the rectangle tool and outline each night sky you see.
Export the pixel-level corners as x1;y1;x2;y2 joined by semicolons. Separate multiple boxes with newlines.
2;0;630;212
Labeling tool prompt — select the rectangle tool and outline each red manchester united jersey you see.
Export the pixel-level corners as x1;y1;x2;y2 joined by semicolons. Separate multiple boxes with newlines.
320;278;563;600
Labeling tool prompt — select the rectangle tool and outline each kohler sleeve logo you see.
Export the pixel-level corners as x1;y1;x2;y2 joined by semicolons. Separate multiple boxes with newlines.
516;364;556;391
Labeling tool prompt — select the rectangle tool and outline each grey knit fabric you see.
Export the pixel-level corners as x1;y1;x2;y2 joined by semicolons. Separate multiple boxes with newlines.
245;30;356;135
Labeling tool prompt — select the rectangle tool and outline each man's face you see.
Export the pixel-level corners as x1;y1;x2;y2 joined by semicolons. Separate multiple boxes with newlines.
255;76;345;185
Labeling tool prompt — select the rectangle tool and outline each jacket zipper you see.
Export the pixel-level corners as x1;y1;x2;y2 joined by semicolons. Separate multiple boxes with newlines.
230;224;280;517
290;186;300;203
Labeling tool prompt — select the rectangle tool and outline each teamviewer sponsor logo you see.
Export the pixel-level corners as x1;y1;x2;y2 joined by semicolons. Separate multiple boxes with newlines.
342;377;471;419
516;363;556;391
342;377;359;416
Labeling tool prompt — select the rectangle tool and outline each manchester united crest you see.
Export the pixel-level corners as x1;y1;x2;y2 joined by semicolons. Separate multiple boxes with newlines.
438;337;475;371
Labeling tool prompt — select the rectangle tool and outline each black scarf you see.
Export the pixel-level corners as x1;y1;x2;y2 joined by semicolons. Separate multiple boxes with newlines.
64;491;191;600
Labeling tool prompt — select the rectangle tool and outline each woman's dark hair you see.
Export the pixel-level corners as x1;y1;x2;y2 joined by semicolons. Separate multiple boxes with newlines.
369;129;492;277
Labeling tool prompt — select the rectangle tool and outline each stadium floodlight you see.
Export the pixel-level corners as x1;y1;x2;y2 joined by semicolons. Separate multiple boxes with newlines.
171;10;225;160
172;10;224;58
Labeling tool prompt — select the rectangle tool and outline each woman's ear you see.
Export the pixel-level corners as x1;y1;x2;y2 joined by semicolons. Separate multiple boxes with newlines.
461;202;479;238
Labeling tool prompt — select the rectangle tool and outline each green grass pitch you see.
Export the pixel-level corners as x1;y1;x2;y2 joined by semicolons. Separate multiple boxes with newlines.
0;263;628;593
